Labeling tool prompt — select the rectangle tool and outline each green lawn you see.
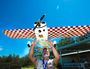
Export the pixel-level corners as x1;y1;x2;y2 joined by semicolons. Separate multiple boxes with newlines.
22;65;34;69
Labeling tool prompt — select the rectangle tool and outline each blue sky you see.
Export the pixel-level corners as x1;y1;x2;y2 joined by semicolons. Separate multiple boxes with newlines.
0;0;90;57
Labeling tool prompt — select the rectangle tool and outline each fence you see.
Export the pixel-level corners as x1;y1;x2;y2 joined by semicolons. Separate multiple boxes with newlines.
0;63;21;69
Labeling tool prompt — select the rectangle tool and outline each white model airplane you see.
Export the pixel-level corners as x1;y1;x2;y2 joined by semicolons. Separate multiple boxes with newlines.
3;15;90;40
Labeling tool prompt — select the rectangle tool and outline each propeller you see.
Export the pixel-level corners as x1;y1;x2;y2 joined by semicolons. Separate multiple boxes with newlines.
33;15;45;31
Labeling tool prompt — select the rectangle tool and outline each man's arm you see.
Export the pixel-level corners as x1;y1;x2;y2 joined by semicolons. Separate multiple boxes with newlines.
49;41;60;64
29;40;37;64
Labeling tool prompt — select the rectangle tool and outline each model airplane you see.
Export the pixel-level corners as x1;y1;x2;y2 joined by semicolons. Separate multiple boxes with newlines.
3;15;90;39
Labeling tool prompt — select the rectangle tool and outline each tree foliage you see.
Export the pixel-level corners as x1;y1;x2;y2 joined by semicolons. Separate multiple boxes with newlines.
0;54;33;67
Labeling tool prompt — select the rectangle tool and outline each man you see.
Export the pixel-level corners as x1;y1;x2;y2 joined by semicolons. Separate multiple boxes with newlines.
29;40;60;69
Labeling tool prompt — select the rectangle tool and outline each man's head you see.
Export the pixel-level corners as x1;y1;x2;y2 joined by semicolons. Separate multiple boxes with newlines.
43;48;49;60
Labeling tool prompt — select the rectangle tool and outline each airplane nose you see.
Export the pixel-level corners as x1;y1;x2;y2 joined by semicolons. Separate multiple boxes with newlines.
39;35;43;38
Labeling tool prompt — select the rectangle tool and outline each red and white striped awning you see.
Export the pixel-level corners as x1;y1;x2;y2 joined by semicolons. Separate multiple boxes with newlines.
3;25;90;38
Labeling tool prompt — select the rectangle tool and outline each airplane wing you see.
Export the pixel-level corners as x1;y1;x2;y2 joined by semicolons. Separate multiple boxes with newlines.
4;28;36;38
3;25;90;38
48;25;90;38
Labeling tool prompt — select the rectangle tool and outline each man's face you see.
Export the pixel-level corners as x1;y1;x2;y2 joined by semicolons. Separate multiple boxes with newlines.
43;48;47;54
43;48;49;60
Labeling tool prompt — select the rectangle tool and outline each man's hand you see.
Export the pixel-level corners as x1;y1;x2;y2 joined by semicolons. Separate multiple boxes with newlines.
31;40;37;47
48;41;60;64
48;40;53;48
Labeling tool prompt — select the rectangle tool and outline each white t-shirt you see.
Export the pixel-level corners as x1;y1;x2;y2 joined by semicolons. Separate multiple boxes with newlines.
36;59;54;69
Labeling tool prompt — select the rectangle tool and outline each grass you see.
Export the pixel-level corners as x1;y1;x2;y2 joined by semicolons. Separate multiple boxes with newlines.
21;65;34;69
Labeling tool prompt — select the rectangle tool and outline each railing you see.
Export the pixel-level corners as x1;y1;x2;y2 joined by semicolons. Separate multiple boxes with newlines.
84;63;90;69
61;62;90;69
62;63;81;69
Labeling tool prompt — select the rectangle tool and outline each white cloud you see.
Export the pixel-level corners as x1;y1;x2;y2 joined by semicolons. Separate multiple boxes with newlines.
0;47;3;51
56;5;59;10
21;47;30;57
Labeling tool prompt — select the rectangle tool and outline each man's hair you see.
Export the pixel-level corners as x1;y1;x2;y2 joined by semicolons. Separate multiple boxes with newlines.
43;48;47;52
43;48;47;50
